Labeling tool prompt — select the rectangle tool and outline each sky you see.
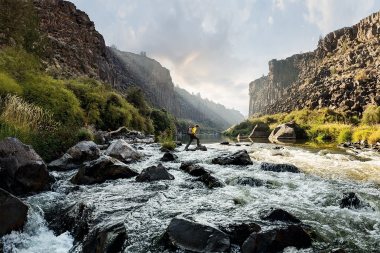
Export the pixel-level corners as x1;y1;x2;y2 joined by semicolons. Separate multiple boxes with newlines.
70;0;380;116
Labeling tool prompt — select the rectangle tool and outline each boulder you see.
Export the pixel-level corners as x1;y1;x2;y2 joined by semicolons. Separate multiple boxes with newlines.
180;162;210;177
163;218;230;252
0;188;28;236
249;123;270;138
212;150;253;166
220;222;261;246
160;152;178;162
259;208;301;223
175;141;183;147
0;137;50;195
82;222;127;253
228;177;264;187
105;139;142;163
46;202;93;242
196;145;207;151
220;142;230;145
136;164;174;182
198;174;224;189
242;225;312;253
71;155;138;185
339;192;369;209
269;121;301;142
260;162;300;173
48;141;100;171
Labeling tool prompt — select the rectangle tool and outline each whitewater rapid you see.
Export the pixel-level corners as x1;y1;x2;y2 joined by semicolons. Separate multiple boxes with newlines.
2;142;380;252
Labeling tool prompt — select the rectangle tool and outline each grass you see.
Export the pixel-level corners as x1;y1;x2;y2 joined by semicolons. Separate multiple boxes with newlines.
225;107;380;146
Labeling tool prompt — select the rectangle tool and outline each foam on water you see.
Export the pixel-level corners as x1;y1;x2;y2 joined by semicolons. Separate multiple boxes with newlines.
2;141;380;252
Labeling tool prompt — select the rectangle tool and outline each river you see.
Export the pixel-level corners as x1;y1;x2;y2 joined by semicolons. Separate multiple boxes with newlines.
2;139;380;252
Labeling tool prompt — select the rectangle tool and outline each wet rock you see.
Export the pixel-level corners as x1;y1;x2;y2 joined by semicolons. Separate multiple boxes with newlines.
136;164;174;182
160;147;172;153
260;162;300;173
175;141;182;147
220;142;230;145
163;217;230;252
331;248;346;253
195;145;207;151
259;208;301;223
339;192;370;209
105;139;142;163
269;122;297;142
212;150;253;166
249;123;270;138
198;174;224;189
221;222;261;246
82;222;127;253
46;202;93;241
228;177;264;187
180;162;210;177
160;152;178;162
71;155;138;185
242;225;312;253
0;188;28;236
48;141;100;171
0;137;51;195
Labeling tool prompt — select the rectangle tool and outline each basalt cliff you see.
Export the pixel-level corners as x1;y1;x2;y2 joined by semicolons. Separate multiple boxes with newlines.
249;11;380;116
31;0;243;129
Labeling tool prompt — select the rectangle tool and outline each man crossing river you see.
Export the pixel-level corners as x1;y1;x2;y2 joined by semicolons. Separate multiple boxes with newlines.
184;124;200;151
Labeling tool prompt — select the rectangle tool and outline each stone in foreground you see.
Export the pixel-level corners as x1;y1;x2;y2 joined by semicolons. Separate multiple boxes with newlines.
0;137;51;195
163;217;230;252
242;225;312;253
260;162;300;173
71;155;138;185
0;188;28;236
221;222;261;246
198;174;224;189
136;163;174;182
212;150;253;166
48;141;100;171
105;139;142;163
180;162;210;177
259;208;301;223
82;222;127;253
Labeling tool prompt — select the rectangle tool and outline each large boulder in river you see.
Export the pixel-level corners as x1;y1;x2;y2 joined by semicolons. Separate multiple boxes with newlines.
163;217;230;252
242;225;312;253
136;164;174;182
82;222;127;253
269;121;298;142
260;162;300;173
46;202;93;242
259;208;301;223
249;123;270;138
0;188;28;236
105;139;142;163
212;150;253;166
180;162;210;177
48;141;100;171
160;152;178;162
71;155;138;185
0;137;50;195
221;222;261;246
198;173;224;189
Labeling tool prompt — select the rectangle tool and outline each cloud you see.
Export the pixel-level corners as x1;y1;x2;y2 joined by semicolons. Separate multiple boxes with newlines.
268;16;274;24
303;0;376;34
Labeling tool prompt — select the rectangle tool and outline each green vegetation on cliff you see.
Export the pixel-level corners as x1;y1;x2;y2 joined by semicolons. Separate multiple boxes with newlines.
225;108;380;145
0;47;175;160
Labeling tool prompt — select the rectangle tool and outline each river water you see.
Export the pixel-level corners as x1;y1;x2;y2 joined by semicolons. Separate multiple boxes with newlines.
2;139;380;253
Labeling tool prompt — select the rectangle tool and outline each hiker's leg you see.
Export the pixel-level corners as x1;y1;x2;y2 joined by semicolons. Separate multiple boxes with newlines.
185;137;193;150
195;136;200;146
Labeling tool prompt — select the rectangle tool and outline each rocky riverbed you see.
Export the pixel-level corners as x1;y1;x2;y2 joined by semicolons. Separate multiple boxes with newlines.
0;132;379;253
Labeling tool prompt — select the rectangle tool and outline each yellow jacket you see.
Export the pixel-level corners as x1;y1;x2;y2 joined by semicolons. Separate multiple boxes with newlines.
191;127;197;134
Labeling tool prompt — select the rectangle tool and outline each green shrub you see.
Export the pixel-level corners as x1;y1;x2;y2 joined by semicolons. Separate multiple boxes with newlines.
125;86;152;116
0;71;23;96
150;108;176;137
368;129;380;144
306;124;351;143
337;128;352;143
76;127;94;141
352;126;374;143
362;105;380;125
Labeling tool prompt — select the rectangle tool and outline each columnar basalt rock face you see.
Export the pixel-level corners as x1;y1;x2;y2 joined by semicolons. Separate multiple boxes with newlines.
249;11;380;116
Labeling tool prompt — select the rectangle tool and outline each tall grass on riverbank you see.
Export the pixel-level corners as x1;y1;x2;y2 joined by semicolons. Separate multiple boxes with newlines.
225;107;380;145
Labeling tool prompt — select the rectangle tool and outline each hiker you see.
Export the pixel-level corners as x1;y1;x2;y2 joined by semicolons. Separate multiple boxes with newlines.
185;124;200;151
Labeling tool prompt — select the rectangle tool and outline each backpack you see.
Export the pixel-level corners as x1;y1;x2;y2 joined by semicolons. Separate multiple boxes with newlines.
187;126;193;135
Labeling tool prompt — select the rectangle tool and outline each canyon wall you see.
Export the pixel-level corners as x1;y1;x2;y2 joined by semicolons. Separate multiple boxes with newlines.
249;11;380;116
